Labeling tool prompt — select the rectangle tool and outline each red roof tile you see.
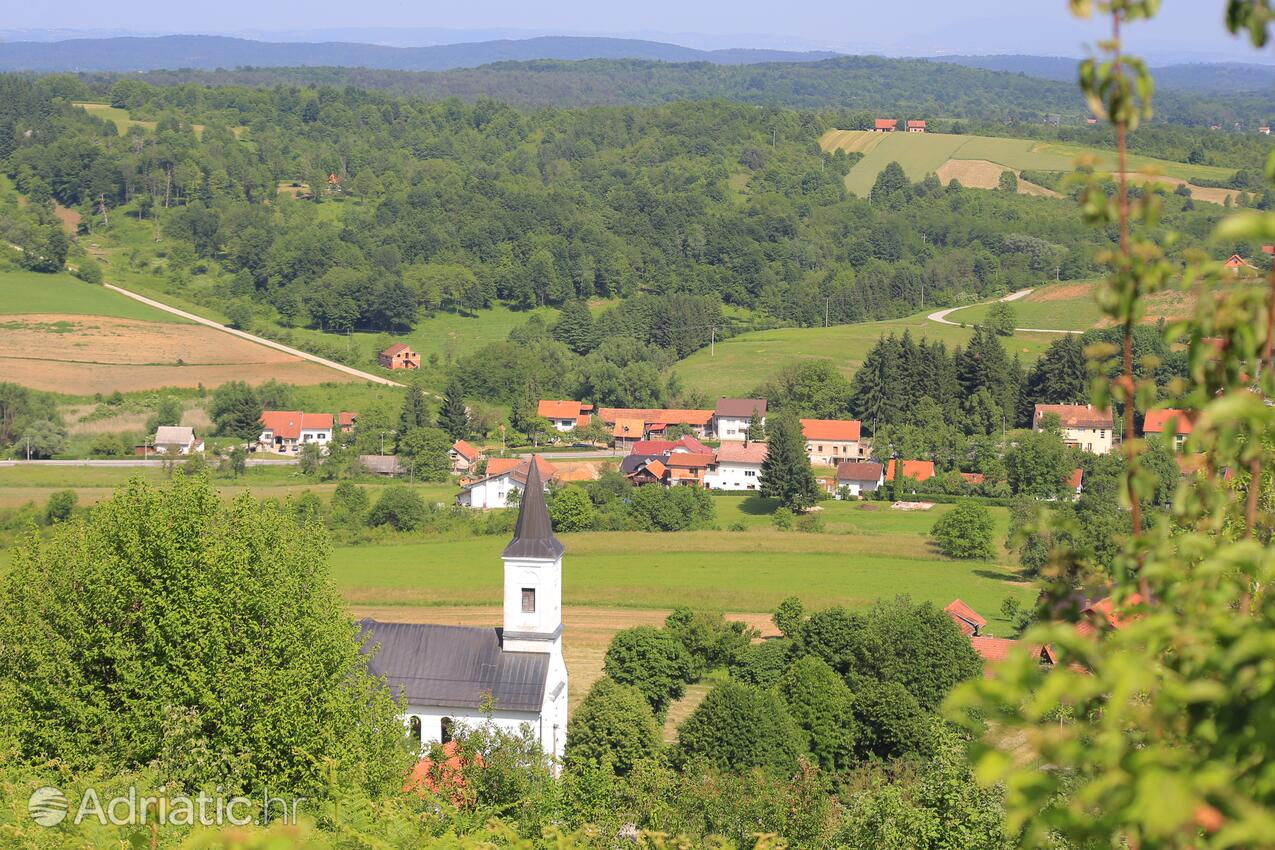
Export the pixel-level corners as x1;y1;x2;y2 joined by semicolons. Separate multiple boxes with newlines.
945;598;988;632
599;408;714;426
1034;404;1114;430
875;118;896;129
970;635;1018;663
631;440;676;456
260;411;332;439
665;452;715;468
538;399;587;420
885;459;936;482
452;440;479;461
338;411;358;427
1068;468;1084;491
381;342;411;356
714;443;768;464
801;418;862;441
1143;408;1194;435
959;472;985;485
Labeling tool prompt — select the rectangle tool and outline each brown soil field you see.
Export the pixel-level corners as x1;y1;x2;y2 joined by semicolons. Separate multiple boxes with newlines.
818;129;887;155
350;604;779;717
1114;173;1237;206
54;204;82;234
1026;282;1094;302
936;159;1060;198
0;314;353;394
62;402;213;435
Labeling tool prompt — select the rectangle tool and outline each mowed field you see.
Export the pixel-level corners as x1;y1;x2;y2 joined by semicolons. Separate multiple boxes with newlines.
820;130;1236;198
672;308;1060;397
0;271;356;394
948;279;1209;331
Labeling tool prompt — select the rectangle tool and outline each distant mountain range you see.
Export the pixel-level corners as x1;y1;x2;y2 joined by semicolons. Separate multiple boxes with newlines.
0;34;838;73
935;54;1275;92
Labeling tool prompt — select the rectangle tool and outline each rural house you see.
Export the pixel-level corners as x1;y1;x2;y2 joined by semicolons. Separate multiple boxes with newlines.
379;342;421;370
713;398;767;441
450;440;482;474
1034;403;1116;455
537;400;593;432
874;118;897;132
1143;408;1194;451
664;452;716;487
944;599;987;637
151;425;204;455
258;411;335;454
358;455;405;476
597;407;715;441
704;442;767;490
339;411;358;433
885;459;936;489
630;435;713;457
1224;254;1256;275
361;463;567;767
800;419;864;466
906;120;926;133
621;455;668;486
833;461;884;497
944;599;1056;672
457;455;556;509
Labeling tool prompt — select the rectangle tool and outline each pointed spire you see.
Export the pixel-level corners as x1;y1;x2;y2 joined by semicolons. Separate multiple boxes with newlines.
502;457;564;560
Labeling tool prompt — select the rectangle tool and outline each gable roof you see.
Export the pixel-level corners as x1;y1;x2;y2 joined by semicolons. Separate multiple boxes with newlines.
801;418;861;441
1034;403;1114;429
631;439;675;456
339;411;358;427
885;459;936;482
944;599;987;635
381;342;412;356
664;452;715;468
260;411;333;439
1068;467;1085;491
875;118;896;129
907;119;926;128
538;399;591;420
503;461;564;560
970;635;1019;664
598;408;714;426
1224;254;1254;268
714;443;768;464
452;439;480;461
1143;408;1194;435
359;620;548;712
612;418;646;439
714;398;767;418
643;459;667;479
672;435;712;454
154;425;196;445
359;454;404;475
837;461;884;482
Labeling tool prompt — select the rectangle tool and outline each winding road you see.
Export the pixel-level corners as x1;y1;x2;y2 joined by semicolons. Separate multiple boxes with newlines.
103;283;405;387
927;287;1082;335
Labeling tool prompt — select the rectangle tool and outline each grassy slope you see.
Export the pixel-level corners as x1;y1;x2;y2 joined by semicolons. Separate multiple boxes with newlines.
950;279;1210;332
822;130;1235;196
672;309;1060;398
0;270;184;323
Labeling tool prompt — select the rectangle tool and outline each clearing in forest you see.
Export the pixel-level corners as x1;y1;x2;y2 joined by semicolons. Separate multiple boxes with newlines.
935;159;1060;197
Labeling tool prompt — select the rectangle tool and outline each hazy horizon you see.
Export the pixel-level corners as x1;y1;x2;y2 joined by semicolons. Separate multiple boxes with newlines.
3;2;1273;65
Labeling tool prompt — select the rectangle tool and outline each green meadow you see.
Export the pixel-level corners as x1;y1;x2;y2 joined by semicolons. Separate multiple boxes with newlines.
672;309;1060;397
0;270;183;322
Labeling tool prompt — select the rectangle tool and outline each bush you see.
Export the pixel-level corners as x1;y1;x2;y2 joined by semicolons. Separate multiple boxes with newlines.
44;490;76;524
602;626;695;718
330;481;369;525
852;681;933;760
89;433;129;458
367;485;427;531
548;485;595;532
565;677;661;775
930;502;995;560
795;513;825;533
778;655;857;771
772;506;794;530
73;257;103;284
677;680;804;773
731;638;795;685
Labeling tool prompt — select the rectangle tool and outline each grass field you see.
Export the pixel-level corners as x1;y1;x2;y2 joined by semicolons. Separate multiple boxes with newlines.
820;130;1236;197
949;280;1206;331
71;102;239;140
672;309;1061;397
0;270;183;322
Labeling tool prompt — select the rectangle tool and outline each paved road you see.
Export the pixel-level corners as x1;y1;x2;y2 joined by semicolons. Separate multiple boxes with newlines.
103;283;405;387
0;458;298;468
926;287;1082;335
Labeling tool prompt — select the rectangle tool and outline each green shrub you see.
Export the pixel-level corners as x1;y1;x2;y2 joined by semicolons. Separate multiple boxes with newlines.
677;680;804;773
930;501;995;560
565;677;661;774
602;626;695;718
367;485;427;531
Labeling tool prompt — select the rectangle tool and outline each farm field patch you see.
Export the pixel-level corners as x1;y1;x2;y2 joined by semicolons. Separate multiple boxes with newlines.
948;279;1207;331
935;159;1059;197
0;270;182;322
672;309;1059;397
0;313;353;394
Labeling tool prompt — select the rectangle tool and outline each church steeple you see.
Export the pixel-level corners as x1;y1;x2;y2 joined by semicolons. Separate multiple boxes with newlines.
501;457;563;652
502;460;564;560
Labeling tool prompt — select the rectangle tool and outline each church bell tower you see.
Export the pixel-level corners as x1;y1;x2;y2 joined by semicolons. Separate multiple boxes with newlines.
501;459;564;654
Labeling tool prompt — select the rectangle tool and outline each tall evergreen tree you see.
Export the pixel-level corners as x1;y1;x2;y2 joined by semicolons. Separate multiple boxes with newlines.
437;379;470;441
552;300;597;355
1027;335;1089;406
397;383;430;440
746;408;767;442
759;413;820;512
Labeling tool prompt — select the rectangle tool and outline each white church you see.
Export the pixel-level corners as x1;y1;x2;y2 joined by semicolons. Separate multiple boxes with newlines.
359;462;569;764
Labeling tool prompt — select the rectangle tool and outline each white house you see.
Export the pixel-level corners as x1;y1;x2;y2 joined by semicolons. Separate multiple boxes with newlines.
834;461;884;497
361;462;568;768
1034;404;1116;455
537;400;593;432
456;456;555;509
152;425;204;455
801;419;864;466
704;442;767;490
713;398;767;442
258;411;334;454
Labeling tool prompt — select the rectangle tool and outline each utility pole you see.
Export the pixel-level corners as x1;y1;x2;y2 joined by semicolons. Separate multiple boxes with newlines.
825;297;830;328
710;326;716;357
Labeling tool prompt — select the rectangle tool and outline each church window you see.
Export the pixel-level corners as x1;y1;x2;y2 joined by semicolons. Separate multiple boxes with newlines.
409;716;422;743
522;587;536;613
441;717;454;744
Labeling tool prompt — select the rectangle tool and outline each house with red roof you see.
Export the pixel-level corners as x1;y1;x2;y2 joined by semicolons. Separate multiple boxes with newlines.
598;407;715;441
338;411;358;433
665;452;716;487
873;118;897;132
1068;467;1085;498
944;599;1055;673
906;120;926;133
379;342;420;370
450;440;482;474
537;400;593;432
801;418;863;466
1224;254;1256;276
1143;408;1194;450
885;459;936;485
704;442;768;490
1034;403;1116;455
258;411;335;454
944;599;987;637
834;461;884;497
456;455;556;509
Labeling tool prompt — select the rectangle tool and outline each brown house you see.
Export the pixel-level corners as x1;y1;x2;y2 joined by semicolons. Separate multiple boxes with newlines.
379;343;420;370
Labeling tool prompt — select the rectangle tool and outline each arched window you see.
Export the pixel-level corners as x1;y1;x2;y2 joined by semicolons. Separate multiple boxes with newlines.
440;716;454;745
409;716;422;744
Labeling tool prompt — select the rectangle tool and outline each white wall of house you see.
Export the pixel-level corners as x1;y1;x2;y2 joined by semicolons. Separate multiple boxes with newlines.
299;427;331;445
714;415;759;441
1060;425;1114;455
805;439;861;466
459;474;522;509
705;461;762;490
549;418;577;432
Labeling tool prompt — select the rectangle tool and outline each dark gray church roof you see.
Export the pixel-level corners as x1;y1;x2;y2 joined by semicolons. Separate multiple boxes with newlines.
501;461;565;560
359;620;548;713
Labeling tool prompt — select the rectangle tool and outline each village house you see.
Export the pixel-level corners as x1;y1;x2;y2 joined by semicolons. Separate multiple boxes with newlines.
379;343;421;370
339;411;358;433
450;440;482;474
620;454;668;486
833;461;884;497
944;599;1056;672
960;472;986;486
873;118;897;132
537;400;593;432
358;455;405;476
151;425;204;455
456;456;555;509
597;407;715;442
1143;408;1194;451
704;442;767;490
1224;254;1256;276
664;452;716;487
258;411;335;454
801;419;863;466
885;459;936;486
630;435;712;456
713;398;767;442
906;119;926;133
1261;126;1271;135
944;599;987;637
1034;403;1116;455
361;463;567;767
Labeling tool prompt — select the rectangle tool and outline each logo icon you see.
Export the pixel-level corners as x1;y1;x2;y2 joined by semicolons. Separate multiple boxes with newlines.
28;786;69;827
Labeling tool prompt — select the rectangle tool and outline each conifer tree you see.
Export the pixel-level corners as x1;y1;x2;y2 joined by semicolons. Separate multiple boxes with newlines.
552;300;597;355
437;379;470;441
746;407;766;441
759;413;819;512
397;383;430;440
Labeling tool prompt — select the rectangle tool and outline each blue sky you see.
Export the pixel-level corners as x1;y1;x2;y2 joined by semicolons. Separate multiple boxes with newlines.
3;1;1269;63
